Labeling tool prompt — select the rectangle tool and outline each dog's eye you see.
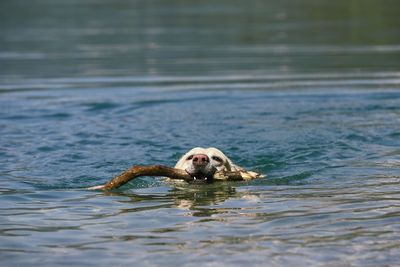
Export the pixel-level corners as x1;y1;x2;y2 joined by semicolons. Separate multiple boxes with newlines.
186;155;194;160
212;156;223;163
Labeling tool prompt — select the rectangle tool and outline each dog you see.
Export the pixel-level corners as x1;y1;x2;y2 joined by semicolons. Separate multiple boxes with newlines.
174;147;263;182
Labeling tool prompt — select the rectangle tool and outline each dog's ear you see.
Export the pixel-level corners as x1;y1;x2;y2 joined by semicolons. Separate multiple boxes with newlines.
225;156;244;172
223;158;236;172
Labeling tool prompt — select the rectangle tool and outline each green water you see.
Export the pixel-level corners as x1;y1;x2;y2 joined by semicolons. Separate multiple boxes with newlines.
1;1;400;266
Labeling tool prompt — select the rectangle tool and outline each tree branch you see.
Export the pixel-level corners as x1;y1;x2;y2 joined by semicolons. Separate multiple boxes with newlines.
87;165;251;190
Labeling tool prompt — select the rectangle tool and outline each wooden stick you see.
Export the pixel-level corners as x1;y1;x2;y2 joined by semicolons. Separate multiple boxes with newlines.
87;165;251;190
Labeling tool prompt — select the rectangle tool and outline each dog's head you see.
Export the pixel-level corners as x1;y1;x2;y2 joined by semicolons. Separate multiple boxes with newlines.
174;147;237;182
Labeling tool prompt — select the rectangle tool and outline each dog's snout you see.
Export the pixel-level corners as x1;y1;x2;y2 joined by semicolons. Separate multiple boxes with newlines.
192;154;209;165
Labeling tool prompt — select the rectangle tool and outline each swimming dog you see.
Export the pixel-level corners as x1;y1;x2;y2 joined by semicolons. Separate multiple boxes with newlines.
174;147;262;182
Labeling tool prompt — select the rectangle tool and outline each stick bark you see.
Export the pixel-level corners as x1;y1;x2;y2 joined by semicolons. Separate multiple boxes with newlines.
87;165;246;190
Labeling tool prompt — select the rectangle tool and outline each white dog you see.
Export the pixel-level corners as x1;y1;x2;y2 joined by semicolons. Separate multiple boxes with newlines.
174;147;262;182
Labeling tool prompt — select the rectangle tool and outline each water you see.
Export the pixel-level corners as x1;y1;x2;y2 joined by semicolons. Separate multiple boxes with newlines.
1;0;400;266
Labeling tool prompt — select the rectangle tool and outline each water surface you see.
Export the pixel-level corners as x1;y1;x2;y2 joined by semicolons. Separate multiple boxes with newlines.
1;0;400;266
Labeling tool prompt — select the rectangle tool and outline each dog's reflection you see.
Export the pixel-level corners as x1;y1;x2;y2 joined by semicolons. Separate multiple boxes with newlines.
100;181;239;216
169;182;237;213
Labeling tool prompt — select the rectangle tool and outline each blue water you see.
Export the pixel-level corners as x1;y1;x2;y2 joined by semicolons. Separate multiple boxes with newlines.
1;1;400;266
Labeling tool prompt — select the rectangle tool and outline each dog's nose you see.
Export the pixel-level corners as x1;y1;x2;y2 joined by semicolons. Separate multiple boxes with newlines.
192;154;209;166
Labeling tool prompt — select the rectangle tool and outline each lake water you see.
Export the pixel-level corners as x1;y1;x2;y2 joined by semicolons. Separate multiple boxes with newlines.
1;1;400;266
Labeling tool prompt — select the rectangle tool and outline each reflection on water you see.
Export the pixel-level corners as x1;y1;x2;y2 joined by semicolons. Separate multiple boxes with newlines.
102;182;238;215
1;0;400;266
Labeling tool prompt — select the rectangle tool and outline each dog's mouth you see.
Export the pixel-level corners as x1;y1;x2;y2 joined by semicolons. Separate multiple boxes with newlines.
186;170;214;183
